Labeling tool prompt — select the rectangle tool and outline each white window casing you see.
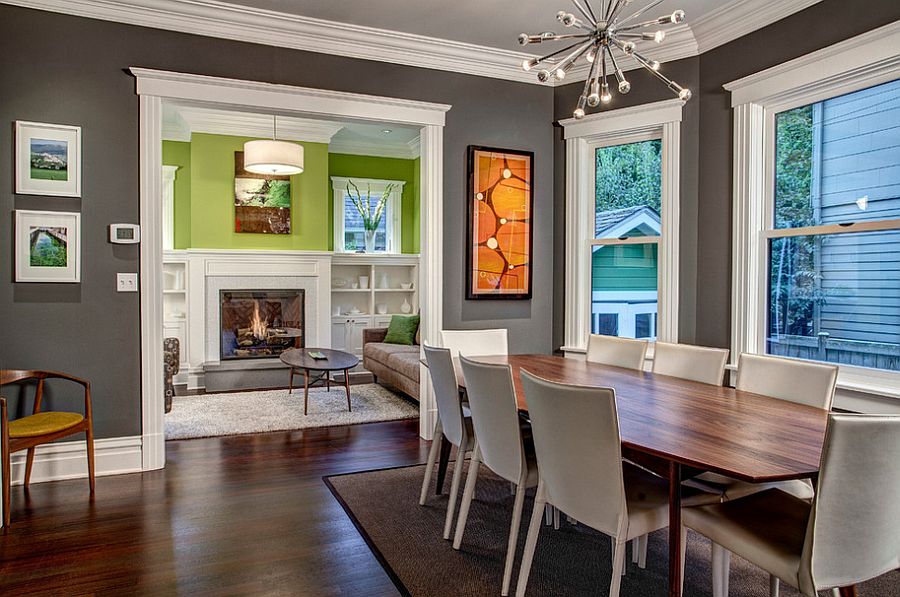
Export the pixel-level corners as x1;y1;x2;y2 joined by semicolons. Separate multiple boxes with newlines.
331;176;405;254
726;20;900;401
561;99;683;355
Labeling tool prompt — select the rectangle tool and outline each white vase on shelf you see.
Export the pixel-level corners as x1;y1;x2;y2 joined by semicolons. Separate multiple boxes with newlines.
400;298;412;314
379;273;389;289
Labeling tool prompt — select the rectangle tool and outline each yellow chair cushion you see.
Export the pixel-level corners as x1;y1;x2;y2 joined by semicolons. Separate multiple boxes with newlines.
8;412;84;438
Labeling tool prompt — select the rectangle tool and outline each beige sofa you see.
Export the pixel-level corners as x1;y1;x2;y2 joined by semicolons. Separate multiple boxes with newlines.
362;328;420;401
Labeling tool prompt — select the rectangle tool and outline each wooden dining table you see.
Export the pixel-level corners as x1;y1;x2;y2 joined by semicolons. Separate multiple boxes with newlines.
434;354;830;597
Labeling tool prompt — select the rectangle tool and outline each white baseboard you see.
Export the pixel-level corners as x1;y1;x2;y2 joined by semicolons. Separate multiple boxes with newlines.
8;436;143;486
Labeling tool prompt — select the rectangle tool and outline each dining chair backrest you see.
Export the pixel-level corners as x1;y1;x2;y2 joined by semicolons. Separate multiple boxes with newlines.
441;329;508;359
423;345;468;448
799;413;900;594
459;356;526;484
586;334;648;371
736;353;837;409
519;369;626;538
652;342;729;386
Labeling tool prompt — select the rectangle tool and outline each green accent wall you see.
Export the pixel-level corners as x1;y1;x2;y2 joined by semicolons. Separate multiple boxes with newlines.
328;153;420;254
187;133;330;250
163;135;420;253
162;140;191;250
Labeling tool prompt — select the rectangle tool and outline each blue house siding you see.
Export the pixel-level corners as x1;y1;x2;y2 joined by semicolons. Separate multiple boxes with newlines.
816;78;900;346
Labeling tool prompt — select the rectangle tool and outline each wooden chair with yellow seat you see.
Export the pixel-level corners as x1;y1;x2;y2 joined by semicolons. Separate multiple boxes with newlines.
0;370;95;528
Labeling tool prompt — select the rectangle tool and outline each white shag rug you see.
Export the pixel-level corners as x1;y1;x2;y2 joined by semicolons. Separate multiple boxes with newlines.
165;383;419;440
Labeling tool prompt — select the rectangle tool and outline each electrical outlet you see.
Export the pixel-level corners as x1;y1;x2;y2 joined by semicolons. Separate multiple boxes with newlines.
117;273;138;292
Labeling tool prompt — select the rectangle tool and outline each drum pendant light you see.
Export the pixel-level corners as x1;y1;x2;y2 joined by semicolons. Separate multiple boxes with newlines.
243;115;304;175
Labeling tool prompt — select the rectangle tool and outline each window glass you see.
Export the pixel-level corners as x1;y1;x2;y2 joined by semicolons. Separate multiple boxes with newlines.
591;243;658;339
595;139;662;239
774;78;900;229
767;230;900;372
343;193;387;252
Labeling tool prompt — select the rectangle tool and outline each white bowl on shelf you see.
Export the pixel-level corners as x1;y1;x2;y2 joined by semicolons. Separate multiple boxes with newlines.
400;282;412;290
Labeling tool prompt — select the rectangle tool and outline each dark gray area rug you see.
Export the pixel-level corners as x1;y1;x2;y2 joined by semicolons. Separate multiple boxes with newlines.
325;463;899;596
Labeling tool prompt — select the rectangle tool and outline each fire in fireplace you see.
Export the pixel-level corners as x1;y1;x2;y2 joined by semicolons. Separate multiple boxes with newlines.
220;290;304;360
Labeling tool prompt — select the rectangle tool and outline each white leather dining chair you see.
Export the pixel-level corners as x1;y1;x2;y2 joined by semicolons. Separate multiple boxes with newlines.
684;413;900;597
420;345;476;540
454;356;538;596
652;342;729;386
586;334;648;370
515;370;676;597
440;328;508;358
687;353;838;596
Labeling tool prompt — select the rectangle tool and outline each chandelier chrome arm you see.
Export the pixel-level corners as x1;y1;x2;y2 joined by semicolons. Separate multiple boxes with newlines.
518;0;690;117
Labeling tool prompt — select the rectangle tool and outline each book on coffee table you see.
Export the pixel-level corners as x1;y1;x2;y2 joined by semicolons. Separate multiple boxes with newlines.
307;351;327;360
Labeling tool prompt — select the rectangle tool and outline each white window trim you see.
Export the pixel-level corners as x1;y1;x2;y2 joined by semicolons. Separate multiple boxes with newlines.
331;176;406;254
726;20;900;399
560;98;682;354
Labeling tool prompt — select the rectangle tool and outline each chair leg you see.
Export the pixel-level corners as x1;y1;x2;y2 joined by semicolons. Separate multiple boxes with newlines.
452;443;481;550
640;532;649;570
2;451;10;530
552;505;560;530
419;419;443;505
443;445;467;540
631;539;639;564
769;574;780;597
24;448;36;489
86;422;96;494
609;540;627;597
501;478;528;596
712;542;731;597
515;484;546;597
679;526;687;592
544;504;552;526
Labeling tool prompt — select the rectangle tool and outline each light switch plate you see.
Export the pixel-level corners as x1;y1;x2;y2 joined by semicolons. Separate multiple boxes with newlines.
117;273;138;292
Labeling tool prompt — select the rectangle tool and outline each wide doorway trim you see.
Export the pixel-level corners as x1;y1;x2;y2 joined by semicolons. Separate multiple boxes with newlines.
132;67;450;471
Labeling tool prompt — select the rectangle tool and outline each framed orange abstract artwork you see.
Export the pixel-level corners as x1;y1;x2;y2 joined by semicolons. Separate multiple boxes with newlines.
466;146;534;300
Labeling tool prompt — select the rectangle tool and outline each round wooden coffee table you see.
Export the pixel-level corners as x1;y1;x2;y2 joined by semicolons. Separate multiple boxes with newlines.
280;348;360;415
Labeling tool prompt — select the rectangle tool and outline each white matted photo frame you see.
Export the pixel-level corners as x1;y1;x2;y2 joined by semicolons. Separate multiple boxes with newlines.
15;121;82;197
15;210;81;283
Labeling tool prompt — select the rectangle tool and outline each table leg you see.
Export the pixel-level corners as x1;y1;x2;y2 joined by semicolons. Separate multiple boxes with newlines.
839;587;858;597
668;461;683;597
435;436;452;496
344;369;352;412
288;368;295;394
303;369;310;415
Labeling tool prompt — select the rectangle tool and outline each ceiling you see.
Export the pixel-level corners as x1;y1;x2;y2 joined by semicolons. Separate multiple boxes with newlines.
225;0;724;52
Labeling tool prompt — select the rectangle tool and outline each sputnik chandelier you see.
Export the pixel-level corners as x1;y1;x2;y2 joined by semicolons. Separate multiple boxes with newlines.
518;0;692;118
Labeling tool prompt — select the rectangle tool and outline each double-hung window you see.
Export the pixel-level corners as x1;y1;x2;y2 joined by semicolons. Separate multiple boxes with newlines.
728;22;900;395
562;99;682;354
332;176;404;253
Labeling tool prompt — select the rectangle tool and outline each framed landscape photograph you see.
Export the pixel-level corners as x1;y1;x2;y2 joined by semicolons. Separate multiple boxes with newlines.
466;145;534;300
15;121;82;197
15;210;81;283
234;151;292;234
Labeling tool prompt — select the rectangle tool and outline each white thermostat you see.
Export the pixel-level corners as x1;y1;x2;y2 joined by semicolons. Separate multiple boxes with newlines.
109;224;141;244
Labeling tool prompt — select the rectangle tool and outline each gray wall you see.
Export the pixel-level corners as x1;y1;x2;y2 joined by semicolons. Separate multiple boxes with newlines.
0;5;555;438
553;0;900;351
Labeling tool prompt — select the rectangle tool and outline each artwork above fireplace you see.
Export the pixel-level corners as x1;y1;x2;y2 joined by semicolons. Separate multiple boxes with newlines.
220;289;304;360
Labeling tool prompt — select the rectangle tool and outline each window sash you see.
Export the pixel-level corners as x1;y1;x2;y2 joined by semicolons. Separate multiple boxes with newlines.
331;176;404;254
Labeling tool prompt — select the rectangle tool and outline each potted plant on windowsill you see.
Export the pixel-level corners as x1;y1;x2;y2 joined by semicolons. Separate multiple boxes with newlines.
347;180;395;253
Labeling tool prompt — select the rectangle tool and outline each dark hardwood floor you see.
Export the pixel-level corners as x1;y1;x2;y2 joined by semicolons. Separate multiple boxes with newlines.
0;420;426;595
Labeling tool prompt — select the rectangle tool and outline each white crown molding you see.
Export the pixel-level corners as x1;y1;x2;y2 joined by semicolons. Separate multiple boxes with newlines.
162;103;344;143
3;0;823;87
329;137;420;160
691;0;824;54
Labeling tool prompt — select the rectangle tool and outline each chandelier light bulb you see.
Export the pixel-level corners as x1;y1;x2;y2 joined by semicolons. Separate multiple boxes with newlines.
574;107;585;119
587;93;600;107
618;79;631;93
562;12;577;27
518;33;529;45
586;47;596;63
536;69;551;82
601;83;612;103
574;94;587;119
522;58;537;71
555;67;567;80
678;88;692;101
556;10;566;21
622;41;636;54
654;30;666;43
671;9;686;23
649;60;661;71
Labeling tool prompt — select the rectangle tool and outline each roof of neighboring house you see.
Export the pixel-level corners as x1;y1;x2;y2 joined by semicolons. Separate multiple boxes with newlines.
596;205;661;238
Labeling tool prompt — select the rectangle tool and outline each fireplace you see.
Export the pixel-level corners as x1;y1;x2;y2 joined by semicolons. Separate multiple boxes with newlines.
220;290;304;360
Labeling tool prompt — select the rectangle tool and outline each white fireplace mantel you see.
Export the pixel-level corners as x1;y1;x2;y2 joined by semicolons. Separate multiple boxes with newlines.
166;249;332;389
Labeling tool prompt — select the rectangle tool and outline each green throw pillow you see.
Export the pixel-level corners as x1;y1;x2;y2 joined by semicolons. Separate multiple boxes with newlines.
383;315;420;346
